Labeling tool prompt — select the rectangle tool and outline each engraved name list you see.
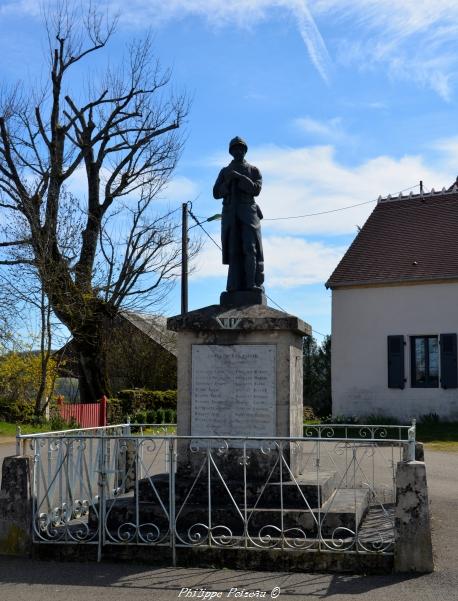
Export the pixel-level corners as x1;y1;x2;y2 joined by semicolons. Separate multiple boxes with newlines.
191;345;276;437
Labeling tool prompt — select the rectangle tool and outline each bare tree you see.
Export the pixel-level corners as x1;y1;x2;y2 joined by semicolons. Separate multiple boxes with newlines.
0;3;190;401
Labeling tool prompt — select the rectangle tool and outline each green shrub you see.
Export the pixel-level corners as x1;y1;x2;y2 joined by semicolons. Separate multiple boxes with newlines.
418;412;441;425
146;409;157;423
132;410;147;424
0;398;35;423
107;398;123;424
47;410;80;431
118;389;177;417
320;414;360;424
164;408;175;423
156;408;166;424
362;414;402;425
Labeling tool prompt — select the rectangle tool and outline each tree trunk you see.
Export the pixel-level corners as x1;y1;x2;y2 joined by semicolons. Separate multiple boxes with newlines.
76;341;111;403
73;313;112;403
35;289;52;418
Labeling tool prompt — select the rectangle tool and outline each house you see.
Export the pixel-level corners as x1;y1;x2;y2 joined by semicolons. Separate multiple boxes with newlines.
326;182;458;421
56;310;177;399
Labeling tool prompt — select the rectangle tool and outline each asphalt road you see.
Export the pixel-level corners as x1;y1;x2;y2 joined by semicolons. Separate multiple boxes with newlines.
0;448;457;601
0;439;16;461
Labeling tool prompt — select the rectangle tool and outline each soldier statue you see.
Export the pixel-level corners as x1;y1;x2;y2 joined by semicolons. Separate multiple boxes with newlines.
213;137;265;299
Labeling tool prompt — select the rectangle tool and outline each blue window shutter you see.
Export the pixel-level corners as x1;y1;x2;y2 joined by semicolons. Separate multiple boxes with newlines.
440;334;457;389
388;335;405;389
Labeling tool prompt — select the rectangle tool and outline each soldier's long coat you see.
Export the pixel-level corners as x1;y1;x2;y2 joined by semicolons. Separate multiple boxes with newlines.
213;160;264;265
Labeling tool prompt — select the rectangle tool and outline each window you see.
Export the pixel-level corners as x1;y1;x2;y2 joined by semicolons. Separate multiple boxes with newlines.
410;336;439;388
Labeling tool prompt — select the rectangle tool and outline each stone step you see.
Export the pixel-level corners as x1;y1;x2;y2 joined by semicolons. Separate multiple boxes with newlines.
137;473;260;507
137;471;338;509
89;487;370;540
247;488;370;536
255;471;337;509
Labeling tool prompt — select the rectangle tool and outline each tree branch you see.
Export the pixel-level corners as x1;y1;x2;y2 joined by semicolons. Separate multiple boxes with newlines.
0;239;31;247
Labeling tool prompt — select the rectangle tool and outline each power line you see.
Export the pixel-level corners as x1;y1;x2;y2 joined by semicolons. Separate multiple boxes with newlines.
311;329;328;338
183;182;422;226
263;183;420;221
264;199;377;220
188;208;222;250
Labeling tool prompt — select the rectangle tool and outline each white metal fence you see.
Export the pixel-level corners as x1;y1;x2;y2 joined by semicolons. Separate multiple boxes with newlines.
16;421;416;563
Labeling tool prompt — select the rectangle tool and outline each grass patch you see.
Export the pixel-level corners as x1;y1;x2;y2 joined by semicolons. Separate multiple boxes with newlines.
424;441;458;452
133;425;176;435
0;421;54;437
0;421;177;438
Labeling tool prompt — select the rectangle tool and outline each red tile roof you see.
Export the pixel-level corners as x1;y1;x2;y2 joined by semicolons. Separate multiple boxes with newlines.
326;187;458;289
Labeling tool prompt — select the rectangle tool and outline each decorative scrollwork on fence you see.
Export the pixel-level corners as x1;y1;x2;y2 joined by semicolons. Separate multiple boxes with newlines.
34;500;97;543
113;521;167;544
25;427;405;557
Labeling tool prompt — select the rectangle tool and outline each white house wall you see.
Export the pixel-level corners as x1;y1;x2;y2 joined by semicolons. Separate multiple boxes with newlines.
332;282;458;421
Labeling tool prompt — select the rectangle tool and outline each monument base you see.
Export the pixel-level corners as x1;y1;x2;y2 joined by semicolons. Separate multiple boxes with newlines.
220;289;267;307
167;303;312;479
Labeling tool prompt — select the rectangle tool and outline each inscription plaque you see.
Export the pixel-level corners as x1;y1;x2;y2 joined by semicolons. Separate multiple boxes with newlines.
191;345;276;437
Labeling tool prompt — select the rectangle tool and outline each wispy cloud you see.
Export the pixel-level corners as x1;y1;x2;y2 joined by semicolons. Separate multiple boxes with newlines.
251;142;451;235
2;0;332;83
287;0;332;83
294;116;344;139
312;0;458;99
160;176;199;204
0;0;40;17
4;1;458;96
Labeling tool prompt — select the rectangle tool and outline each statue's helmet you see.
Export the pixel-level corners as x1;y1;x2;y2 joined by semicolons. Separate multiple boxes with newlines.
229;136;248;153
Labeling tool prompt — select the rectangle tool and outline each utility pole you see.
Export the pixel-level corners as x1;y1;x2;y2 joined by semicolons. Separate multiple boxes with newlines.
181;202;188;314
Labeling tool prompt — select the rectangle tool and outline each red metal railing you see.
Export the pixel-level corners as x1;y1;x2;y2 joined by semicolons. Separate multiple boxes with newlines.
57;395;108;428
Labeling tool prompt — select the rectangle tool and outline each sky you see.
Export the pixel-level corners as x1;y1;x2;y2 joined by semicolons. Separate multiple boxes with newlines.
2;0;458;341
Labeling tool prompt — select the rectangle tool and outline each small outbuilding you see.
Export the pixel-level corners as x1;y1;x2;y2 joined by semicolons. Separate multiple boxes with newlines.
326;182;458;421
56;310;177;400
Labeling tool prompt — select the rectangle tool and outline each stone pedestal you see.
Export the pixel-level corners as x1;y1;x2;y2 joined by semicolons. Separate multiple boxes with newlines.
167;303;311;478
220;289;266;307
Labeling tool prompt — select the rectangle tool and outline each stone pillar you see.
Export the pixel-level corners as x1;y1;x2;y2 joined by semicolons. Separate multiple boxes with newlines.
0;456;33;555
402;441;424;462
394;460;433;573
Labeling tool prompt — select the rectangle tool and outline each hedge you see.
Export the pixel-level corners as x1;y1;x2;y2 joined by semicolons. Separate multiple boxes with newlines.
117;389;177;416
107;398;124;424
131;408;176;425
